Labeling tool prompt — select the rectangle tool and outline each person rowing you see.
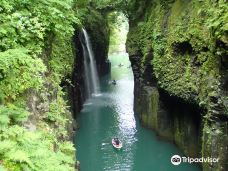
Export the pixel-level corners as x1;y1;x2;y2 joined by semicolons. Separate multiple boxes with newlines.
112;138;122;149
111;80;117;85
118;63;124;67
113;138;120;145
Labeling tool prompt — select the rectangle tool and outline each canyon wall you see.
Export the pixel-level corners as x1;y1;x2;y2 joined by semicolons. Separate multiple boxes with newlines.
126;0;228;170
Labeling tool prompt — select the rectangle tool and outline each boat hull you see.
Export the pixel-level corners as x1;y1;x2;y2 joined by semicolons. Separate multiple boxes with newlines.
112;139;122;149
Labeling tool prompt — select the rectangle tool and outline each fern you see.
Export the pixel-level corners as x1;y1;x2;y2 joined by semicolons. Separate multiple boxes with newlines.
0;0;79;170
6;150;31;164
0;140;16;155
0;105;29;129
0;114;10;127
0;125;75;171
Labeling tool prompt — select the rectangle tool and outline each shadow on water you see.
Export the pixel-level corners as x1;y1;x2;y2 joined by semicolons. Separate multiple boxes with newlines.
75;53;201;171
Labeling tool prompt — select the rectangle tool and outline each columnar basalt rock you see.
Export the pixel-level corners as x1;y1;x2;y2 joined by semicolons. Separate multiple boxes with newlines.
140;86;159;129
126;0;228;170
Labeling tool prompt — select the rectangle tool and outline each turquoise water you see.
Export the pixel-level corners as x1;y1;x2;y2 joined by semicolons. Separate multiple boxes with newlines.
75;53;201;171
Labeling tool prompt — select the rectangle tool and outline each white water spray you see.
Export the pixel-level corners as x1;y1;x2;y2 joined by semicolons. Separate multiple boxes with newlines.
80;28;100;97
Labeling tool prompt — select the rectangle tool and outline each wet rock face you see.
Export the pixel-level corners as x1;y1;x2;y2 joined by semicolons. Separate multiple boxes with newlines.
202;120;228;171
132;76;202;158
79;8;111;76
70;8;111;115
138;86;159;129
126;0;227;170
159;90;202;158
86;25;111;76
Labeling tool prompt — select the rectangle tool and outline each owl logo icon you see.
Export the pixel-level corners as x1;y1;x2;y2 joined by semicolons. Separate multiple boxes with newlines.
171;155;181;165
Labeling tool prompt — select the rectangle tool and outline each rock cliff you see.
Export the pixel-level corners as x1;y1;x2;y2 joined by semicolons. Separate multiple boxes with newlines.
126;1;228;170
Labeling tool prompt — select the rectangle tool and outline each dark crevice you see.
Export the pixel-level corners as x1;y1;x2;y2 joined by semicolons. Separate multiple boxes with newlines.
172;41;193;55
142;49;157;86
223;79;228;92
202;47;209;52
158;88;203;157
216;39;227;49
159;88;203;127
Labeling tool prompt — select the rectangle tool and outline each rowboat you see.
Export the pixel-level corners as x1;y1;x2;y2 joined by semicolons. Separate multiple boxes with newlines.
112;138;122;149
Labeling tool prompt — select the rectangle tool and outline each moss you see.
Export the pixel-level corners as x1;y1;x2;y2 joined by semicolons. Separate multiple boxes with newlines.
126;26;142;56
139;87;159;129
150;88;159;129
49;36;74;78
141;113;148;127
127;0;227;170
127;0;228;113
201;119;228;171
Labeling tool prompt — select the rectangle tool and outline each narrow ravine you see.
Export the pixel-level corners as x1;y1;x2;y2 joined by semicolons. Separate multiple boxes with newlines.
75;53;201;171
0;1;227;171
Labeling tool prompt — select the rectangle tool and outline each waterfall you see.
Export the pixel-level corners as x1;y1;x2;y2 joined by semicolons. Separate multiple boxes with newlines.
80;28;100;97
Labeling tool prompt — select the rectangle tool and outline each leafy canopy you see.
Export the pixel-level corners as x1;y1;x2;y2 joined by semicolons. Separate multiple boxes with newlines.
0;0;78;53
0;49;46;101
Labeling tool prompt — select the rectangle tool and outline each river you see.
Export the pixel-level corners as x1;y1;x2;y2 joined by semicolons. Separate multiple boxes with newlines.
75;52;201;171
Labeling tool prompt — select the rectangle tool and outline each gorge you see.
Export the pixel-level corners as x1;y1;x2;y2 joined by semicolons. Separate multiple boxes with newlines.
0;0;227;171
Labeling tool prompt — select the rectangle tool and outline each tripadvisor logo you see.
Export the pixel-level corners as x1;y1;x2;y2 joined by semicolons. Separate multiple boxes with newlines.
171;155;219;165
171;155;181;165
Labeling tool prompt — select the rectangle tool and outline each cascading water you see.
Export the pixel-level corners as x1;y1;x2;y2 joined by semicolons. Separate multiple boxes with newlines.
80;28;100;97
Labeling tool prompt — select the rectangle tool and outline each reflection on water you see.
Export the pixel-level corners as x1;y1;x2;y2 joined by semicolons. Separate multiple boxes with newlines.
75;53;201;171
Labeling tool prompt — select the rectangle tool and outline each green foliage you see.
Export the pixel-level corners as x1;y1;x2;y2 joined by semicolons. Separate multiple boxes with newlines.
0;125;75;171
0;0;79;53
45;99;69;125
0;49;46;100
127;0;227;111
108;12;128;53
0;104;29;129
206;0;228;41
90;0;130;12
49;36;74;78
0;0;79;170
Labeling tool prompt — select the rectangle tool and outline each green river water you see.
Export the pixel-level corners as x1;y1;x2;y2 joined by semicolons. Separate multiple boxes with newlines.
75;53;201;171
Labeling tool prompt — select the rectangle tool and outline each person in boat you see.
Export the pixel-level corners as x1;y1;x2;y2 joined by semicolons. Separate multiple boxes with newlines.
118;63;123;67
114;138;120;145
112;80;117;85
